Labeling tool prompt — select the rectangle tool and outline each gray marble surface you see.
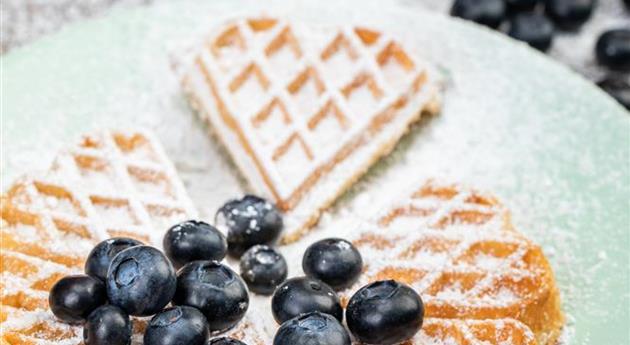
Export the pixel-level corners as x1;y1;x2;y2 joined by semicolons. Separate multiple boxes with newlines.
2;0;629;81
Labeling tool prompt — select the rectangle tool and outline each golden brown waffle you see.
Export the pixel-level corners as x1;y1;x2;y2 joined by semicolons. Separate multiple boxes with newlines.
264;317;538;345
1;130;562;345
0;129;269;345
407;318;537;344
340;180;564;345
177;17;442;244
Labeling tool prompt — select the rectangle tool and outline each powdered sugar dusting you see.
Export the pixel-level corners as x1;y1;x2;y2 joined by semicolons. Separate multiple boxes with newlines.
2;0;628;343
331;180;555;326
177;16;441;242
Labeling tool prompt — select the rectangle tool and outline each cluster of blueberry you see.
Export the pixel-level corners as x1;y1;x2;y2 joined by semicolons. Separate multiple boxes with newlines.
48;195;425;345
49;224;247;344
451;0;630;110
270;239;424;345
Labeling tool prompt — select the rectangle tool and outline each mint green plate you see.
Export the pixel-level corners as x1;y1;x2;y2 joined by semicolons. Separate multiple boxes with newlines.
2;0;628;343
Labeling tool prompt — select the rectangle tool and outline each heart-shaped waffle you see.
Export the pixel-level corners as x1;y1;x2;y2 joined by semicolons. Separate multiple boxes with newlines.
339;180;564;345
177;17;442;244
0;129;269;345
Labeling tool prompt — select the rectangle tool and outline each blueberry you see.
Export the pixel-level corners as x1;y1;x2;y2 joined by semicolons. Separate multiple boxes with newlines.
106;246;176;316
273;312;351;345
597;75;630;110
302;238;362;291
596;29;630;71
240;245;288;295
163;220;228;269
49;275;106;324
346;280;424;345
208;337;247;345
144;306;209;345
505;0;540;13
271;277;342;324
84;305;132;345
545;0;596;30
173;261;249;332
216;195;283;258
85;238;143;281
508;12;554;51
450;0;506;29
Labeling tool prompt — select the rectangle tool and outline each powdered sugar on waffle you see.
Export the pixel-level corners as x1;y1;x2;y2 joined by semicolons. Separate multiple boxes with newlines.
339;181;548;310
4;0;629;342
176;16;441;242
1;133;550;344
0;129;201;344
1;308;83;344
9;129;197;245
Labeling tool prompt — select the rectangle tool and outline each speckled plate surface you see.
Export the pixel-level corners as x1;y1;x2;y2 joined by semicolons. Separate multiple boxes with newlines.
2;0;629;343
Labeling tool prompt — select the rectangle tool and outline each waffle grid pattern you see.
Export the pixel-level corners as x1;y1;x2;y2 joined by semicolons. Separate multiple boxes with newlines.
200;18;429;200
412;318;536;345
341;180;563;344
0;129;273;345
1;131;561;344
180;17;440;242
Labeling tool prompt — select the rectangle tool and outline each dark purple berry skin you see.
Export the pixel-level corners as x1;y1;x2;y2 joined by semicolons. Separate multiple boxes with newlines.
49;275;107;324
346;280;424;345
596;29;630;71
106;246;176;316
271;277;343;324
505;0;540;13
83;305;132;345
144;306;209;345
208;337;247;345
450;0;506;29
163;220;227;269
597;75;630;111
85;238;143;281
216;195;283;258
508;12;555;51
240;245;288;295
302;238;362;291
545;0;596;30
173;261;249;332
273;312;351;345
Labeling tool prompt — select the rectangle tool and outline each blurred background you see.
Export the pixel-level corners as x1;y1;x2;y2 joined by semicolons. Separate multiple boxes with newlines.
2;0;629;109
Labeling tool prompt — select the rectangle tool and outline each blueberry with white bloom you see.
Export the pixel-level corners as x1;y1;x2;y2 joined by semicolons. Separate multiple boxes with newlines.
163;220;227;269
271;277;342;324
302;238;362;291
450;0;506;29
273;312;351;345
545;0;595;30
106;246;176;316
346;280;424;345
208;337;247;345
173;260;249;332
144;306;209;345
596;29;630;71
216;195;283;258
508;13;554;52
50;275;107;323
85;237;143;281
240;245;288;295
83;305;132;345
